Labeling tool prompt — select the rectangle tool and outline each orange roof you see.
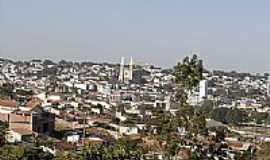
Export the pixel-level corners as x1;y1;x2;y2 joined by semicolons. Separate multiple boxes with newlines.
11;128;33;135
229;142;243;148
0;98;17;108
26;98;42;109
55;141;77;150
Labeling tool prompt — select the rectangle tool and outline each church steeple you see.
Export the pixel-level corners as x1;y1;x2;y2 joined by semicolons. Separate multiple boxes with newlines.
129;57;133;81
118;57;133;83
118;57;125;82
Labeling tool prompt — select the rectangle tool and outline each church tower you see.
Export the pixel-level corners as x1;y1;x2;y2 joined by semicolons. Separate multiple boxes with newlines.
119;57;125;82
129;57;133;81
119;57;133;83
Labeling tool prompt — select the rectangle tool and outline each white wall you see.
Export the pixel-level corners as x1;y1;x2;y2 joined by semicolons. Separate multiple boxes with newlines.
6;131;22;143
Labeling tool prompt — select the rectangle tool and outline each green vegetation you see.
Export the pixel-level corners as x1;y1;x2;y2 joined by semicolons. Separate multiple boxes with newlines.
0;83;14;98
174;55;206;136
0;122;53;160
250;112;269;124
210;107;270;125
54;137;142;160
144;55;207;159
211;108;248;124
0;121;8;146
173;54;203;91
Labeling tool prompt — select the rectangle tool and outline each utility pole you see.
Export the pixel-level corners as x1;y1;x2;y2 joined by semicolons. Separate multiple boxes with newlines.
83;111;86;145
82;111;87;160
251;125;256;160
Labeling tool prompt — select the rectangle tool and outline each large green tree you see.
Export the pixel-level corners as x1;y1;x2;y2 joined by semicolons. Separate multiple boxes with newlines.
174;54;203;92
173;55;206;136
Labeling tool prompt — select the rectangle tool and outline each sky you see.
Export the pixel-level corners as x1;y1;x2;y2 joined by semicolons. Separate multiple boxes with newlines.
1;0;270;73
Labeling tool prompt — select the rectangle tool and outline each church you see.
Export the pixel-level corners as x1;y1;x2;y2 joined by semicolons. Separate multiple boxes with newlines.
118;57;133;83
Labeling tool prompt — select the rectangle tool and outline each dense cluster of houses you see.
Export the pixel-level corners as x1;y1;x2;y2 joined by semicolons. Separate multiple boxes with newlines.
0;57;269;159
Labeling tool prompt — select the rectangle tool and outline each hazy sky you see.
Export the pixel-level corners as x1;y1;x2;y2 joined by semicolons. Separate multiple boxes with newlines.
1;0;270;73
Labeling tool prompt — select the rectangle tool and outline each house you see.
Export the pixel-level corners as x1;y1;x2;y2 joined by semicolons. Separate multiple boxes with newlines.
119;126;138;135
228;142;251;152
31;106;55;134
6;128;33;143
65;131;80;143
19;98;42;112
0;98;55;136
0;98;17;114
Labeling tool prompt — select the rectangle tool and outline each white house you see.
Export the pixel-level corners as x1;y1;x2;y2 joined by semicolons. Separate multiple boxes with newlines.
67;134;80;143
6;128;33;143
119;126;138;135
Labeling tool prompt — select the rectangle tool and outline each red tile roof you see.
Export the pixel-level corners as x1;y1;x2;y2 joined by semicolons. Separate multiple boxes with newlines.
0;98;17;108
11;128;33;135
26;98;42;110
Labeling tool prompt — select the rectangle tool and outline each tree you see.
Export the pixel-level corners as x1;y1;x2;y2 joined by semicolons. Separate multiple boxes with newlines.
23;147;54;160
112;137;142;159
214;126;227;142
0;121;8;146
173;55;206;136
54;151;82;160
225;109;246;125
173;54;203;91
197;100;214;118
35;135;54;148
0;144;54;160
189;151;201;160
145;54;205;159
211;107;230;123
176;104;206;136
251;112;269;124
166;139;180;159
0;145;24;160
0;83;14;98
265;114;270;125
146;109;175;135
43;59;56;66
211;108;248;125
